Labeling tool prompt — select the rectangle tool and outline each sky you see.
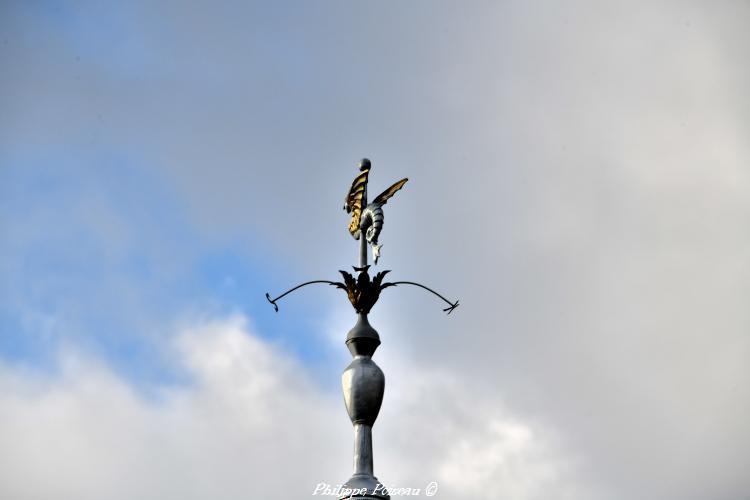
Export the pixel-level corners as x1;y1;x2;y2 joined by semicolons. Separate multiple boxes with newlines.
1;1;749;499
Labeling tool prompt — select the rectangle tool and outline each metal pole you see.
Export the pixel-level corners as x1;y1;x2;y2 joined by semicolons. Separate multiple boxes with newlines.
359;231;368;268
340;177;389;498
352;423;374;477
360;180;368;268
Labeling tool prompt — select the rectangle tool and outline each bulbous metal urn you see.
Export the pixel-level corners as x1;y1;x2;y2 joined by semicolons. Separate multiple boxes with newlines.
342;356;385;426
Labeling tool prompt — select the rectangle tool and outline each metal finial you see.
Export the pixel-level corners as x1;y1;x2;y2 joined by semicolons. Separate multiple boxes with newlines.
264;157;459;499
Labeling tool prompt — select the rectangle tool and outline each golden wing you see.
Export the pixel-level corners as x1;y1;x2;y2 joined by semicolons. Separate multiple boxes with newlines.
372;178;408;206
344;164;370;236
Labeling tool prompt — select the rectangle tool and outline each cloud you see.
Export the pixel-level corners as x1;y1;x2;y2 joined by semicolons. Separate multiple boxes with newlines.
0;315;337;499
376;365;588;500
2;1;750;499
0;314;578;500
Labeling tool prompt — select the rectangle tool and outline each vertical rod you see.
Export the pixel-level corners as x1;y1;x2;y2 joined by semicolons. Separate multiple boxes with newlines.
359;231;368;268
359;179;368;268
352;423;374;477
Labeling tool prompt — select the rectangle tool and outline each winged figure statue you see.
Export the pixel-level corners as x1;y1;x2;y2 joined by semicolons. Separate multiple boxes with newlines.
343;158;408;264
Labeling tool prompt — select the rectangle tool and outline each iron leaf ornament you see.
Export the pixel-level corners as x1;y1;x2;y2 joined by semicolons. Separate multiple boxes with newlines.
333;266;395;314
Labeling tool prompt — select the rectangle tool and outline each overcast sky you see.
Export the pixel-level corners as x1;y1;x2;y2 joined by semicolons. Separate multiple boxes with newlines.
1;1;749;499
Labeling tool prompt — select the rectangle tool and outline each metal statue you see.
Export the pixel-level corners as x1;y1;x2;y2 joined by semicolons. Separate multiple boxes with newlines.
265;158;458;500
344;158;408;264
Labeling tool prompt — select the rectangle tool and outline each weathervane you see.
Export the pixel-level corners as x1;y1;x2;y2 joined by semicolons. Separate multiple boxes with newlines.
266;158;458;499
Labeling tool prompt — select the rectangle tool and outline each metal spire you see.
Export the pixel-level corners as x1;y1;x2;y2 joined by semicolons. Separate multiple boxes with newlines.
265;158;458;499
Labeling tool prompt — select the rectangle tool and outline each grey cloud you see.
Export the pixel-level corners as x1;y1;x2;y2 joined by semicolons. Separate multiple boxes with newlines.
0;315;578;500
2;1;749;499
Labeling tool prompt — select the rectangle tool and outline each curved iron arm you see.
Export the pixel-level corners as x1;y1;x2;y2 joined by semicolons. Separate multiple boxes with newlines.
385;281;460;314
265;280;340;312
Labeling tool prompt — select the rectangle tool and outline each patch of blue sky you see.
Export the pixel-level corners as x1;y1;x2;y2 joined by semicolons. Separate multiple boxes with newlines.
1;0;351;391
193;240;348;386
8;0;325;90
13;0;162;77
0;150;338;391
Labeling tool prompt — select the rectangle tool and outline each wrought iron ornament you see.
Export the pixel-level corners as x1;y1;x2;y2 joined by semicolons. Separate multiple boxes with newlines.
265;158;458;499
265;267;459;315
344;158;408;264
